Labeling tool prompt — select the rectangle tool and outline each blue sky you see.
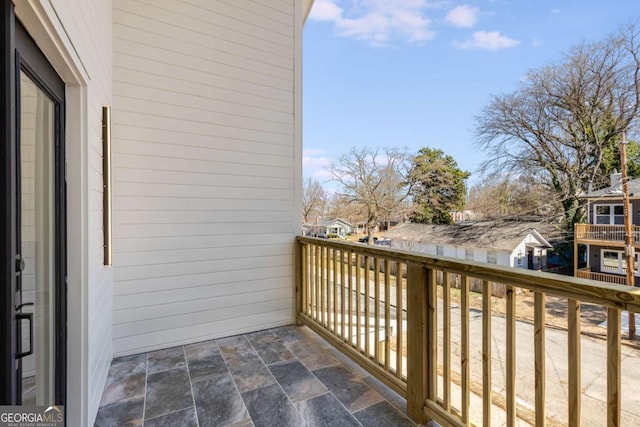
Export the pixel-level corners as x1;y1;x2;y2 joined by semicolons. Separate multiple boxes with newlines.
302;0;640;187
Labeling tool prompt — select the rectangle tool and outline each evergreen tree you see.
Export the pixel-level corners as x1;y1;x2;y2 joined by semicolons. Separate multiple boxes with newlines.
408;148;470;224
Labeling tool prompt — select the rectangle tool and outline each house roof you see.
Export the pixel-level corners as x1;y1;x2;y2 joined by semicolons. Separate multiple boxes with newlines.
584;177;640;199
383;219;560;252
317;218;353;228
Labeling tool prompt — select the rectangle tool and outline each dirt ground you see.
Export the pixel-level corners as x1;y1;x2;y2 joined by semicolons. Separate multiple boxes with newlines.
439;285;640;346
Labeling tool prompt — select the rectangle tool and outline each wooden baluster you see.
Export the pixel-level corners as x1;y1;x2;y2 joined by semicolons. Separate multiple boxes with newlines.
375;258;381;363
427;268;438;405
443;272;451;411
321;246;326;326
385;259;391;370
356;253;362;352
333;249;340;335
568;300;581;427
506;285;516;427
347;250;353;345
461;275;470;425
483;280;492;427
315;244;320;322
365;256;371;357
342;250;347;340
607;308;621;426
396;262;404;379
535;292;546;427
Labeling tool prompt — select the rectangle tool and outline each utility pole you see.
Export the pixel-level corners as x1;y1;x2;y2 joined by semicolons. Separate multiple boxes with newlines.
621;131;636;339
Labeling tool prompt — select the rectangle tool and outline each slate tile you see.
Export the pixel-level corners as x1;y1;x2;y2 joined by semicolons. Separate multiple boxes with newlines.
147;346;186;373
270;325;304;346
193;373;249;427
241;383;302;427
225;351;275;393
313;364;383;412
145;367;193;419
144;407;198;427
268;360;327;402
99;352;148;406
252;340;295;365
217;335;254;358
353;400;415;427
289;339;340;371
296;392;360;427
185;340;227;382
244;330;277;347
362;375;407;413
94;396;144;427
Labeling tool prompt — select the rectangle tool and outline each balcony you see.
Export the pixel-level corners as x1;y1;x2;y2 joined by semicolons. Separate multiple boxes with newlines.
96;237;640;426
576;267;628;285
574;223;640;246
296;236;640;426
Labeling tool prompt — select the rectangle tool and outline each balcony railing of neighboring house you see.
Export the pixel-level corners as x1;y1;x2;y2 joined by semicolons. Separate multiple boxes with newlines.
575;267;628;285
574;223;640;244
296;236;640;426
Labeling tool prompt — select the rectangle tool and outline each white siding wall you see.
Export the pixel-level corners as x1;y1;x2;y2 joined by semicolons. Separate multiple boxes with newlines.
497;251;511;267
112;0;298;355
46;0;114;421
16;0;113;424
474;248;488;263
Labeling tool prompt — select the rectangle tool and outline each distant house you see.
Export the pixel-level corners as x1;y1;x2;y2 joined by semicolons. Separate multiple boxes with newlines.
450;210;477;222
574;173;640;285
383;219;558;270
307;218;353;238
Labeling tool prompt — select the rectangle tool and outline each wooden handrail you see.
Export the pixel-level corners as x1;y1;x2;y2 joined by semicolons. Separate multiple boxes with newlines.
296;236;640;426
298;236;640;309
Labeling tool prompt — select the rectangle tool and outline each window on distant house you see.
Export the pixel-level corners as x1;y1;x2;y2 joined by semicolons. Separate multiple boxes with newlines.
466;248;474;261
601;249;639;275
594;204;624;225
487;251;498;264
436;245;444;256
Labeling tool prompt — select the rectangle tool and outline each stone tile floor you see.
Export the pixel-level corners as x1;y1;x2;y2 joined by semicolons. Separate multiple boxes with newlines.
94;325;416;427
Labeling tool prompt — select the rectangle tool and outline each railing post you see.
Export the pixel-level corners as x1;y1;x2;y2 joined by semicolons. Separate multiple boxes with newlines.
406;262;428;424
296;239;303;325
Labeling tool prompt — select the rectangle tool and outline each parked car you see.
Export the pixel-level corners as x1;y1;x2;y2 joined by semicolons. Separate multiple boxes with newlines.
358;236;378;243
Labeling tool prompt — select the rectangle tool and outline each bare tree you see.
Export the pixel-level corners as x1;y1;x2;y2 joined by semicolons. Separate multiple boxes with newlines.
329;147;412;244
475;23;640;234
467;174;559;220
302;178;327;223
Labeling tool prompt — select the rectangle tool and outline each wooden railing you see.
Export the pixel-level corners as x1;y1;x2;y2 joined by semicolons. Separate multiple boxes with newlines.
576;268;627;285
574;223;640;244
296;236;640;426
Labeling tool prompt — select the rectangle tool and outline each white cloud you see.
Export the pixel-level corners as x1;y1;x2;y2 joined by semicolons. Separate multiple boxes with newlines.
445;5;480;28
308;0;436;46
309;0;343;21
454;31;520;51
303;149;333;180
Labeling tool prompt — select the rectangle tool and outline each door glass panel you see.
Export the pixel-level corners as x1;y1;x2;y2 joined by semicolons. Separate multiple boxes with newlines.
20;71;56;405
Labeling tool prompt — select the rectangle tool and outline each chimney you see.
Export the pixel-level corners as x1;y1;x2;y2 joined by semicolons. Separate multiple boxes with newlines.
611;171;622;189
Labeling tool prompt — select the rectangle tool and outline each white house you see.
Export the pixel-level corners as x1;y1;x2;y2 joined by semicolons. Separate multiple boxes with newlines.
1;1;313;425
384;220;555;270
306;218;353;238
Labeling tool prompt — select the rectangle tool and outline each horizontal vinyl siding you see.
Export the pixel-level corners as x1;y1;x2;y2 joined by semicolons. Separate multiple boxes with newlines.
112;0;297;355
